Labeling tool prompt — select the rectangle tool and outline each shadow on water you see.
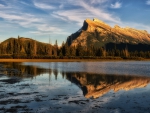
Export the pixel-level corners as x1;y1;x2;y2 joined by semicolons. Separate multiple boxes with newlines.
1;62;150;112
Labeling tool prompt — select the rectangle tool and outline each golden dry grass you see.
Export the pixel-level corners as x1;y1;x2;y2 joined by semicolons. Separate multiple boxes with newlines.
0;58;149;62
0;59;102;62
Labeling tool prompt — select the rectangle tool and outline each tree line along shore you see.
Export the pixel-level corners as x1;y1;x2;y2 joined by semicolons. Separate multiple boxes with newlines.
0;37;150;60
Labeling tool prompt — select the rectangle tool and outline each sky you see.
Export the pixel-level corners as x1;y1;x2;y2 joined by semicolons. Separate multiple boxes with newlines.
0;0;150;45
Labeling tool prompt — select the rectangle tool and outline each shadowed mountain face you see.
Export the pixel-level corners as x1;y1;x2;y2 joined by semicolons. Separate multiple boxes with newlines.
67;18;150;48
66;73;150;98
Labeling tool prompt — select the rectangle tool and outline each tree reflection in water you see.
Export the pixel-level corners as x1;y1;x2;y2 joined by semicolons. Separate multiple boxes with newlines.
0;62;51;79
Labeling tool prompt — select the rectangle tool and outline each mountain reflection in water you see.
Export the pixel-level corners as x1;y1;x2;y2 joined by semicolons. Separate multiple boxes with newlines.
1;62;150;99
66;73;150;98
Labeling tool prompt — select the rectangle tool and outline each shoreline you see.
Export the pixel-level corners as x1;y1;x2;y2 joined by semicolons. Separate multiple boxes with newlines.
0;58;150;62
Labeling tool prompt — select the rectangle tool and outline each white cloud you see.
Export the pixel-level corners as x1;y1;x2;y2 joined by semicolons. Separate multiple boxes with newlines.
29;24;70;36
19;1;30;6
0;11;42;27
146;0;150;5
87;0;108;4
30;30;69;35
37;24;62;32
51;14;68;21
111;2;122;9
0;1;69;41
52;0;121;26
0;3;11;9
59;4;64;9
52;9;91;26
0;0;121;33
0;4;5;7
34;2;56;10
78;1;120;23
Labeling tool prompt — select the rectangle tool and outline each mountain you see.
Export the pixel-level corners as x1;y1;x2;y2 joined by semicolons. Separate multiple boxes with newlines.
0;37;57;58
67;18;150;48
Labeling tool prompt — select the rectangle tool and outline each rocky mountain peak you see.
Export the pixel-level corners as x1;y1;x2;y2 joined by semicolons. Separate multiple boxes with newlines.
67;18;150;47
82;18;111;32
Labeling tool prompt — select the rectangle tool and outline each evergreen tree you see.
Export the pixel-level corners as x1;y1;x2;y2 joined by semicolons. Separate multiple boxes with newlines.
61;41;65;56
76;42;83;56
65;43;70;56
13;39;19;55
70;46;76;56
59;49;63;57
97;47;104;56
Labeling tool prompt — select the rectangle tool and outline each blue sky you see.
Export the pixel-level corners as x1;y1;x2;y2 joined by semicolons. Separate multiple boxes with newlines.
0;0;150;45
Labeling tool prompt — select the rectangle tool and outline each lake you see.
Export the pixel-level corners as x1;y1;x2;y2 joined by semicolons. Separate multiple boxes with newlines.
0;61;150;113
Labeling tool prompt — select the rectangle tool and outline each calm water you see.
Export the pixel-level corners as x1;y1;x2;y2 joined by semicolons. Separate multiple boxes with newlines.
0;61;150;113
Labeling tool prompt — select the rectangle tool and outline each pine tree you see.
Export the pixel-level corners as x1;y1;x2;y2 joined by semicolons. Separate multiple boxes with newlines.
70;46;76;56
13;39;19;55
61;41;65;56
59;49;63;57
65;43;70;56
97;47;104;56
76;42;83;56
